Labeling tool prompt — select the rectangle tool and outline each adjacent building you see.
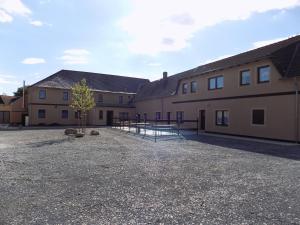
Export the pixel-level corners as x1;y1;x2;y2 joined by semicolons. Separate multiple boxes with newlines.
2;35;300;142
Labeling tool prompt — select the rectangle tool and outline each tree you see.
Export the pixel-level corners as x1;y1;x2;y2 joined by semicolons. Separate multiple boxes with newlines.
70;79;95;133
14;86;28;97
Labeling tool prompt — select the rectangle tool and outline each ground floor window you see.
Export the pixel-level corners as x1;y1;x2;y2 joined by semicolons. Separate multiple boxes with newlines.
38;109;46;119
252;109;265;125
75;111;81;119
143;113;147;121
155;112;161;121
176;111;184;123
62;110;68;119
119;112;129;120
216;110;229;126
99;110;103;120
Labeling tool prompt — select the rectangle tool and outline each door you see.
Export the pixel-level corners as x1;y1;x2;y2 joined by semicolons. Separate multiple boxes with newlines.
200;110;205;130
106;111;114;126
0;111;10;124
167;112;171;124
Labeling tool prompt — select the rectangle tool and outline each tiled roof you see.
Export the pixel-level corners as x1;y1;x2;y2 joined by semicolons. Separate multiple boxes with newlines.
0;95;19;105
32;70;149;93
136;35;300;101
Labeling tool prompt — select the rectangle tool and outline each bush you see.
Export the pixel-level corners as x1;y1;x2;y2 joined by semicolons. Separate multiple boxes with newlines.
64;128;78;135
90;130;99;136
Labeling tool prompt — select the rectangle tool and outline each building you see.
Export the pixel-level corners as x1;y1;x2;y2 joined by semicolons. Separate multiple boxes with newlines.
27;70;149;126
3;35;300;142
0;95;27;125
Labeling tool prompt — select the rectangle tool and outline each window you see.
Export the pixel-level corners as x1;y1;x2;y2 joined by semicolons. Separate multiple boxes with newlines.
216;110;229;126
75;111;81;119
191;81;197;93
38;109;46;119
119;112;129;120
209;76;224;90
63;91;69;101
240;70;251;86
99;110;103;120
39;90;46;99
98;94;103;103
252;109;265;125
62;110;68;119
155;112;161;120
144;113;147;121
258;66;270;83
119;96;123;104
176;111;184;123
182;83;188;94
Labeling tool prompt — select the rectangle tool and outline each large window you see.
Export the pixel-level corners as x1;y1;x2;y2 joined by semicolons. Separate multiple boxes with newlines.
38;109;46;119
209;76;224;90
176;111;184;123
182;83;188;94
63;91;69;101
62;110;68;119
39;90;46;99
191;81;197;93
258;66;270;83
216;110;229;126
99;110;103;120
155;112;161;120
240;70;251;86
119;96;123;104
252;109;265;125
98;94;103;103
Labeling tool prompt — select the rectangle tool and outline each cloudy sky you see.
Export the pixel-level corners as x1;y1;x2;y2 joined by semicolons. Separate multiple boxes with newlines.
0;0;300;95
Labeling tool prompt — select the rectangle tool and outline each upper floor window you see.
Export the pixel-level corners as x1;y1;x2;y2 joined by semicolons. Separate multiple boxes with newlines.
191;81;197;93
62;110;68;119
176;111;184;123
216;110;229;126
182;83;188;94
119;96;123;104
155;112;161;120
252;109;265;125
39;90;46;99
63;91;69;101
258;66;270;83
240;70;251;86
38;109;46;119
209;76;224;90
98;94;103;103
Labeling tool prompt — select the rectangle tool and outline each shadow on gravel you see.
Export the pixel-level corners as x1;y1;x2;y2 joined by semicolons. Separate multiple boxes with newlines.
184;134;300;160
27;138;74;148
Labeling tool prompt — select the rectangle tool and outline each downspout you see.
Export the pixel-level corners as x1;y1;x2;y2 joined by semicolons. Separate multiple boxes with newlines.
295;77;299;143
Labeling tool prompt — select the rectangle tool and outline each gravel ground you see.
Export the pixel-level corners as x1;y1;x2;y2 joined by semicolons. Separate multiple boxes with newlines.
0;128;299;225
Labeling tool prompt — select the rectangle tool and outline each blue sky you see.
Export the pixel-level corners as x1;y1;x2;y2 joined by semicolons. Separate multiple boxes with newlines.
0;0;300;95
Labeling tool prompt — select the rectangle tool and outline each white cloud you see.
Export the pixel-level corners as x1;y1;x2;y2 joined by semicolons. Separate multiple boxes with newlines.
22;58;46;65
252;36;292;48
0;0;31;23
119;0;300;55
59;49;90;65
30;20;43;26
147;62;162;67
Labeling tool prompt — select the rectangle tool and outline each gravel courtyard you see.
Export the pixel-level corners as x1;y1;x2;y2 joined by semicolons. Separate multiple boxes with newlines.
0;128;299;225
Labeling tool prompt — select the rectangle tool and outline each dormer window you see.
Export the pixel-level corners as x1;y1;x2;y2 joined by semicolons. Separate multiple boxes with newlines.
182;83;188;94
258;66;270;83
98;94;103;103
39;90;46;99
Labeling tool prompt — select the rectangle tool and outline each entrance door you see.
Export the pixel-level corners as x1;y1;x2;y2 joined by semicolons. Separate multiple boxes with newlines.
167;112;171;124
106;111;114;126
0;111;10;124
200;110;205;130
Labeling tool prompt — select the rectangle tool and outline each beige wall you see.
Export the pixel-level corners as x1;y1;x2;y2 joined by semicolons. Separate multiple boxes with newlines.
135;59;299;141
27;86;136;126
0;96;27;124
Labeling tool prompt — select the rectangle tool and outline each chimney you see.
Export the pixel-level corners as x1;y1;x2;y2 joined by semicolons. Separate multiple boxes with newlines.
163;71;168;79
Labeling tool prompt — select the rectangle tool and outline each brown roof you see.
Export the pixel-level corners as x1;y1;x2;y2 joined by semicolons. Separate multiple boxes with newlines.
0;95;19;105
32;70;149;93
136;35;300;101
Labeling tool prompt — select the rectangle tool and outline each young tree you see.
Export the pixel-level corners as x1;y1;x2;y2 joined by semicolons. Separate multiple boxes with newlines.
70;79;95;133
14;86;28;97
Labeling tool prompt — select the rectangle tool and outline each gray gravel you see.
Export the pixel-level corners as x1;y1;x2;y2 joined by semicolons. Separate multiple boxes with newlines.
0;128;299;225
